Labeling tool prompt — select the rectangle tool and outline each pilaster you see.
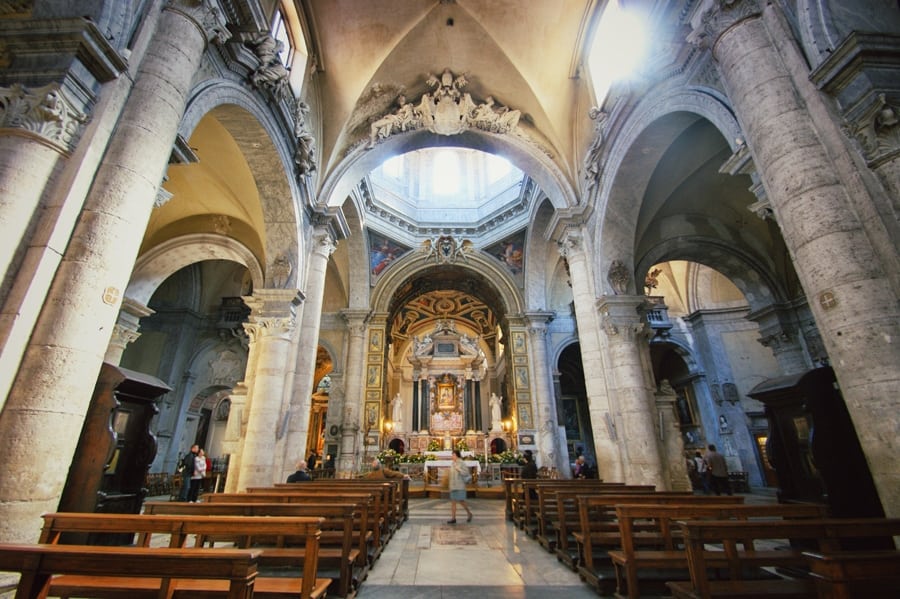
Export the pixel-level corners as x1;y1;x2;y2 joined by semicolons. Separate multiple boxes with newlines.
337;309;370;476
525;311;564;474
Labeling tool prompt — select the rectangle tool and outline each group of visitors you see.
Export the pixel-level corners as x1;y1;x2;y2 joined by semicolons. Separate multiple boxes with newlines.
691;444;732;495
178;444;210;502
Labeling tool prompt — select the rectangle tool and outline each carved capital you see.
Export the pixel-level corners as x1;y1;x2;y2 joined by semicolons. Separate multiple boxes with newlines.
557;228;585;261
311;230;337;259
341;309;370;336
689;0;762;50
0;83;87;151
155;186;174;208
843;93;900;168
243;317;295;341
165;0;232;46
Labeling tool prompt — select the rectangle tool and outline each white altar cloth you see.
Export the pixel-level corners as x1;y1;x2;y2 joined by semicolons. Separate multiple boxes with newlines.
423;460;482;478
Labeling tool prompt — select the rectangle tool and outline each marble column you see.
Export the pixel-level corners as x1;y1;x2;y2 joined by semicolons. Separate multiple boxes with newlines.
525;311;564;474
558;228;623;482
412;373;420;431
235;289;301;490
695;0;900;514
597;295;666;488
283;229;336;476
0;0;230;543
337;310;369;476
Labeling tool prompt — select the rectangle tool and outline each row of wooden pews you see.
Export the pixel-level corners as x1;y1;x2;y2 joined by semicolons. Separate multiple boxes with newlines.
503;477;900;598
0;477;408;599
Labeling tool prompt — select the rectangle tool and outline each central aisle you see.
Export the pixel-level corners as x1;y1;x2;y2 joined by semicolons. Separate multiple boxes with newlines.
357;496;599;598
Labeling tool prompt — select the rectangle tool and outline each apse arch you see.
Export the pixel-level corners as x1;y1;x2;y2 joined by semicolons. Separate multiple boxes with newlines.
127;234;264;306
369;246;525;318
179;80;304;287
318;128;578;226
592;88;743;295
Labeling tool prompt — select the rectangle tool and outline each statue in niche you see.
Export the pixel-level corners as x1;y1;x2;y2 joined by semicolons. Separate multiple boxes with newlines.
391;393;403;428
294;101;317;175
489;393;503;431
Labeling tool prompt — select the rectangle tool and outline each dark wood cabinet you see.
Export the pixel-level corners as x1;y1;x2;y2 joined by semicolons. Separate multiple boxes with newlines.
748;366;884;521
59;363;170;528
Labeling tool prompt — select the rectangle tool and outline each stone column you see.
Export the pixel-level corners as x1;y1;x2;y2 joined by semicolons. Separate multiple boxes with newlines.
525;311;564;474
0;1;229;543
282;229;336;475
104;298;154;364
558;228;623;481
222;382;247;493
337;310;369;476
597;295;666;488
235;290;301;490
655;387;692;492
412;372;420;431
695;1;900;514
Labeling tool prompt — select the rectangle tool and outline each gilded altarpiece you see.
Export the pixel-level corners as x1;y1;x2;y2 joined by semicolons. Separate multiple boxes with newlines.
509;327;533;430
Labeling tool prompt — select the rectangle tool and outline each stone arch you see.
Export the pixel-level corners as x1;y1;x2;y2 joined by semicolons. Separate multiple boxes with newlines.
593;88;744;296
126;234;263;306
636;236;786;312
179;80;304;287
370;246;525;318
318;127;579;222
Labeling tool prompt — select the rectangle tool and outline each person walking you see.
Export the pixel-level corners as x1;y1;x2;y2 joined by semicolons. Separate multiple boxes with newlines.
705;444;732;496
446;449;473;524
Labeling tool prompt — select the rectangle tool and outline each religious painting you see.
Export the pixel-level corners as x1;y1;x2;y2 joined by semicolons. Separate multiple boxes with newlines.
514;365;529;389
369;232;409;277
486;231;525;274
437;382;456;410
366;364;381;388
365;402;380;428
518;433;535;446
369;329;383;352
517;402;533;428
511;331;526;354
366;433;380;447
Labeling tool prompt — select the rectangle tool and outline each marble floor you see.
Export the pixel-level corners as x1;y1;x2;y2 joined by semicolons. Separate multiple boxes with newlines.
357;496;601;599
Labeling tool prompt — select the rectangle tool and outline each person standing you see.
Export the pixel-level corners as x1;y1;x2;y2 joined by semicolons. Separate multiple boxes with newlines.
693;450;711;494
705;444;732;496
520;449;537;479
178;444;199;501
307;451;318;471
446;449;473;524
188;448;207;502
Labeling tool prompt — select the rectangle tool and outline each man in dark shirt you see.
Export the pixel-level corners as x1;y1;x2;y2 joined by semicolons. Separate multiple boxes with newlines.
520;449;538;479
287;459;312;482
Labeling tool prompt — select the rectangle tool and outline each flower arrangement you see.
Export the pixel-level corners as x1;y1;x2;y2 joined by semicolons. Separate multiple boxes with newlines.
490;449;522;464
398;453;432;463
455;438;469;452
426;439;442;451
376;448;399;463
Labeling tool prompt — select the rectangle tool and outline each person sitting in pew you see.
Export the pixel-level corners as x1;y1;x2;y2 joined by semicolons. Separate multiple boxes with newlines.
287;459;312;482
363;458;409;480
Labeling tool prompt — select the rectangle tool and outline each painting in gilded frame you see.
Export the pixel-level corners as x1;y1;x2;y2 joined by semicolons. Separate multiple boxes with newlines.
366;364;381;387
511;331;526;354
517;402;533;428
514;365;529;389
365;402;380;428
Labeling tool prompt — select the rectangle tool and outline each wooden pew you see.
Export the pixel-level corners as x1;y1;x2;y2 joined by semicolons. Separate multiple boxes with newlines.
667;518;900;599
608;503;829;599
0;543;261;599
202;491;383;564
142;502;363;597
38;513;330;599
803;549;900;598
575;494;745;595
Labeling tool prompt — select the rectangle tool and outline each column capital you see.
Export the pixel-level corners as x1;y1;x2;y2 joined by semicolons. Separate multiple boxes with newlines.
242;289;302;339
311;228;337;259
524;311;554;335
164;0;232;46
689;0;762;50
557;227;587;262
340;309;371;336
597;295;652;342
0;82;88;152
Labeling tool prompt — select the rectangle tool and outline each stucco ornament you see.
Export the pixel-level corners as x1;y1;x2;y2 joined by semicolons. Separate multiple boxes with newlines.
248;33;289;97
366;68;522;148
422;235;473;264
607;260;630;295
294;101;317;175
